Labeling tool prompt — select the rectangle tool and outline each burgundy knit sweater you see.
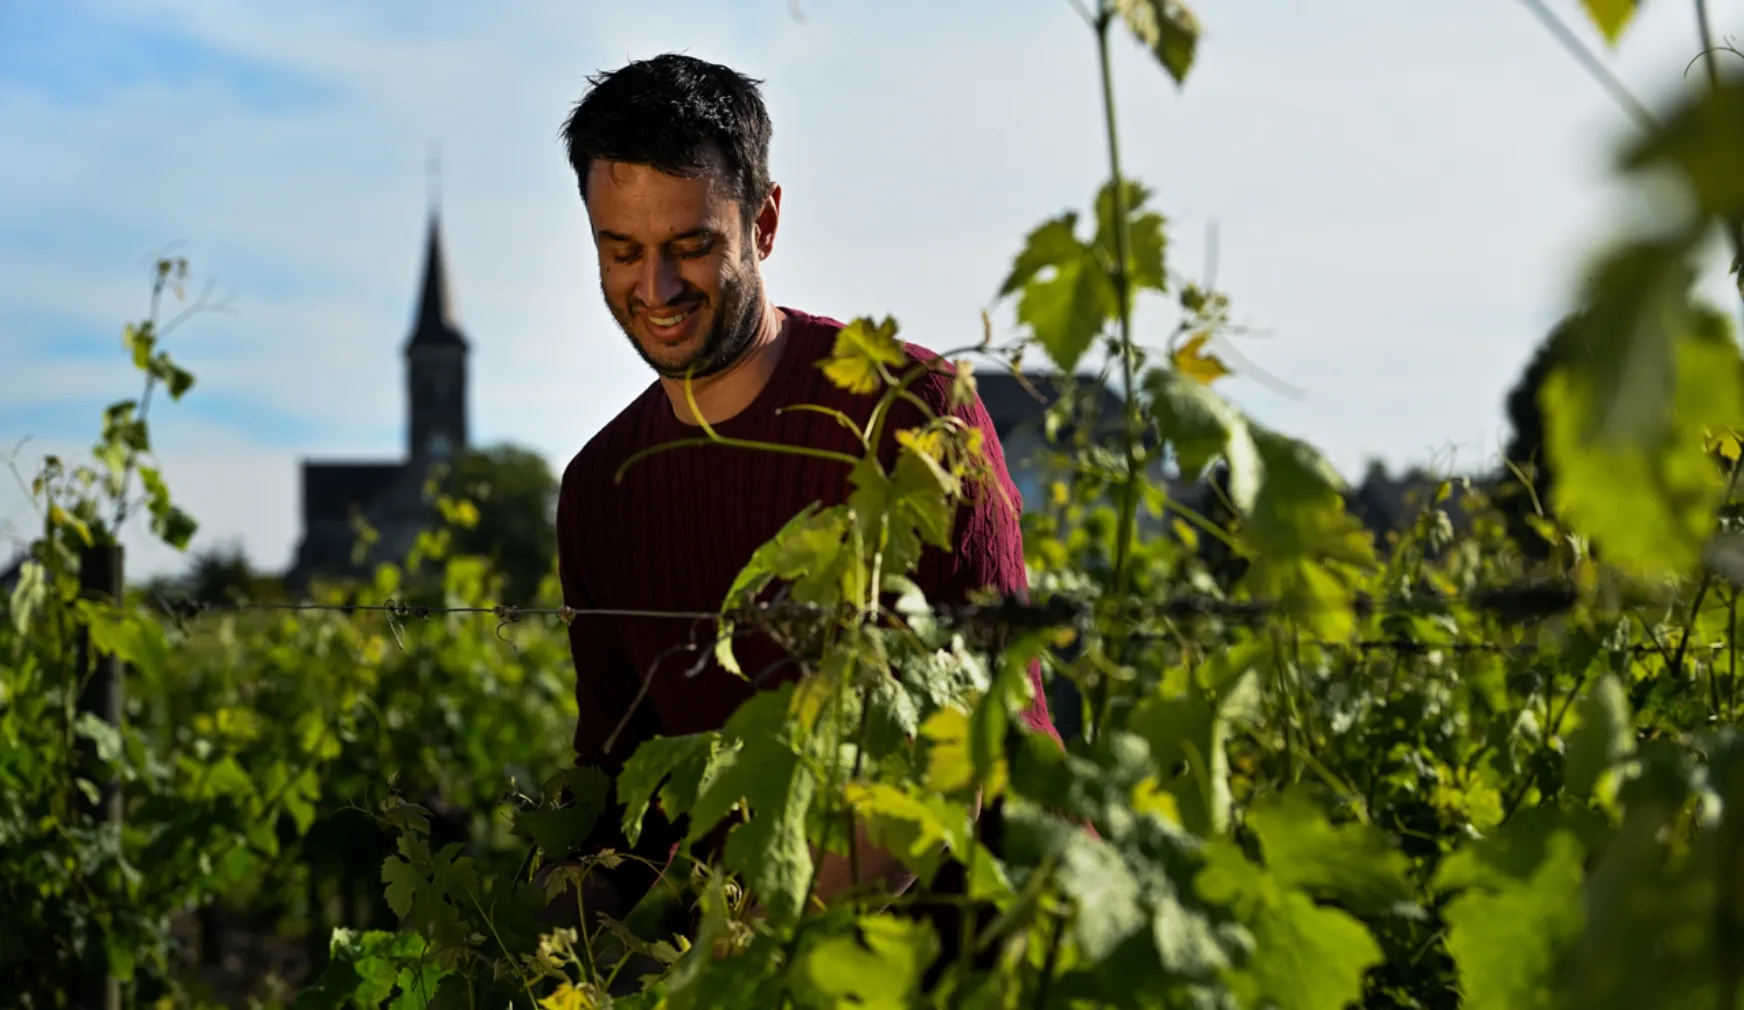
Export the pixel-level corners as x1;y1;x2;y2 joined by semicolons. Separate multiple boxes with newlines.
556;308;1060;790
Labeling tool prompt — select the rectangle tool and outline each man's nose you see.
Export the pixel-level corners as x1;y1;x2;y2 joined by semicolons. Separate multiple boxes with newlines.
637;252;686;308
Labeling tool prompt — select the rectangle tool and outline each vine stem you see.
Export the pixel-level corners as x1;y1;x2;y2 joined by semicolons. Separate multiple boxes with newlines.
1695;11;1744;1007
1500;659;1596;822
1517;0;1658;130
1728;587;1738;722
466;888;538;1009
1694;0;1744;306
1716;734;1744;1010
781;645;854;973
614;434;859;484
1090;0;1144;742
1032;911;1068;1009
106;265;171;536
1673;458;1741;714
112;260;227;533
847;672;876;893
574;870;599;986
1096;2;1142;602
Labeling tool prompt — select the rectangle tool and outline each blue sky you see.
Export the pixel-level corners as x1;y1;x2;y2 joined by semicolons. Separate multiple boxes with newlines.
2;0;1741;580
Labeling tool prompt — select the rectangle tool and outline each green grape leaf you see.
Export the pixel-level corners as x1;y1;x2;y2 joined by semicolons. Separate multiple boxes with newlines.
1117;0;1201;84
1127;650;1263;837
1431;806;1607;895
686;732;792;844
123;322;155;369
718;502;855;672
758;503;857;608
616;733;720;846
1058;830;1149;962
1245;428;1372;563
382;852;422;920
8;559;45;635
890;443;957;552
968;633;1047;797
722;501;820;611
843;781;974;887
1239;428;1377;638
1245;790;1414;915
1540;243;1744;578
821;316;906;395
798;914;940;1010
1439;830;1586;1010
157;356;196;400
262;763;321;835
73;713;123;765
49;504;93;547
331;929;433;1010
152;504;198;551
997;212;1116;373
1581;0;1637;46
1556;800;1709;1010
920;706;991;797
1145;367;1260;510
1195;840;1383;1010
79;603;170;679
1619;74;1744;222
1561;673;1636;806
1094;177;1169;296
716;737;816;925
999;214;1083;297
514;806;596;859
849;447;958;584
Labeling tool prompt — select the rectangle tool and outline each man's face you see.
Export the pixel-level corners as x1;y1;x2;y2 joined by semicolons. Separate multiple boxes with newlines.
584;148;778;380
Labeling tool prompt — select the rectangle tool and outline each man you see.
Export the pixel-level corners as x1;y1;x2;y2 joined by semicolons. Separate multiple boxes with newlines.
547;52;1059;956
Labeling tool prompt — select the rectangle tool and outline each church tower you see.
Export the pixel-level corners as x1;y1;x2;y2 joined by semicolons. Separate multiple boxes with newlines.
285;151;474;593
404;211;469;463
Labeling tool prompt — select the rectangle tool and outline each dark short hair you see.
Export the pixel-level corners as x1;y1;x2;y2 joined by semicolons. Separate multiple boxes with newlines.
560;53;773;224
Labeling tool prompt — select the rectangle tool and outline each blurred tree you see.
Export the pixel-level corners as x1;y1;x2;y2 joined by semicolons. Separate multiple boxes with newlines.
181;542;284;604
1497;312;1582;560
434;443;558;603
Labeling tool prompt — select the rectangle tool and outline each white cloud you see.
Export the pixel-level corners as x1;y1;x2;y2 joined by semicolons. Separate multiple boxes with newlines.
3;0;1741;581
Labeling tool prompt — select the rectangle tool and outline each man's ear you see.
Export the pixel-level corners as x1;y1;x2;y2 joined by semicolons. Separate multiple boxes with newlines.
753;183;782;260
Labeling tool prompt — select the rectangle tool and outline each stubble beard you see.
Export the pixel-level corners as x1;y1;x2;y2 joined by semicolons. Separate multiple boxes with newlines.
610;250;764;383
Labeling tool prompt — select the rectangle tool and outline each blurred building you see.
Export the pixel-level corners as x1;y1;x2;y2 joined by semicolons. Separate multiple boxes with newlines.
975;371;1495;543
283;213;471;593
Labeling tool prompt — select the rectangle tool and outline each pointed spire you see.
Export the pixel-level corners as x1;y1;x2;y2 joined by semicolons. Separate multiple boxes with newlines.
406;144;466;353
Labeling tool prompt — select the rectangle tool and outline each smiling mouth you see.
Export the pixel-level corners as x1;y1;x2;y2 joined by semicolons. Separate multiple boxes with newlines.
641;302;701;344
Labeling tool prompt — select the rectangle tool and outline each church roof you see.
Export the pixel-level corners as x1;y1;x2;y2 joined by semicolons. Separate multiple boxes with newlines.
301;461;407;522
404;212;468;353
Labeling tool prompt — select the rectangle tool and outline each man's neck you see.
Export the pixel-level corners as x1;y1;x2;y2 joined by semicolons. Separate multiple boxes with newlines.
658;302;788;427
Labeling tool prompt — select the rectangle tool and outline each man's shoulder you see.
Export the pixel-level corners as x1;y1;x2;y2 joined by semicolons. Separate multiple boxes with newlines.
893;337;976;420
898;341;962;405
785;306;968;409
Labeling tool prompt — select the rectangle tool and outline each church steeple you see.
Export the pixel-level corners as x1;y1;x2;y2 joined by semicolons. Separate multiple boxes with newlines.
404;144;469;463
404;212;468;352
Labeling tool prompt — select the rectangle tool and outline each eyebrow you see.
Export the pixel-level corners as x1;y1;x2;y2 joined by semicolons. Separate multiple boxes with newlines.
596;227;717;244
